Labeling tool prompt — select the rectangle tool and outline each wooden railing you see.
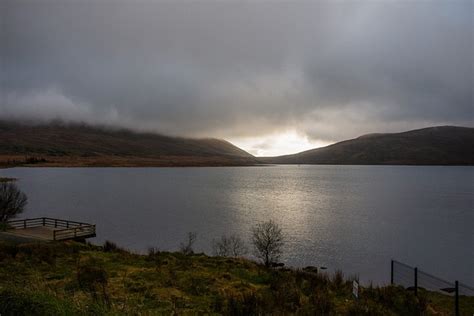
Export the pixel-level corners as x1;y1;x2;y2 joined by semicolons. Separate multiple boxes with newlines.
7;217;96;240
53;225;96;240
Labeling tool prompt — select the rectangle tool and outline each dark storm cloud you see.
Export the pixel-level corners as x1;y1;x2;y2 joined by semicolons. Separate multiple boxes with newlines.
1;0;472;142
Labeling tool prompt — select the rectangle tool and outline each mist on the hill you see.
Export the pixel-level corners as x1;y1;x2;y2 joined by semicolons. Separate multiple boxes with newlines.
1;0;472;154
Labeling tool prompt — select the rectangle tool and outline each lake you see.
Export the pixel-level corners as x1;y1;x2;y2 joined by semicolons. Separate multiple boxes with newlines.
2;165;473;285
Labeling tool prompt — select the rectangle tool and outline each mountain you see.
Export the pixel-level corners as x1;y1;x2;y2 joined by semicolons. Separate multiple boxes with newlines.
0;121;257;167
260;126;474;165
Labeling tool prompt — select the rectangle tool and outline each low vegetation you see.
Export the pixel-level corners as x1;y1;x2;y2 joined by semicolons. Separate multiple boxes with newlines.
0;240;472;315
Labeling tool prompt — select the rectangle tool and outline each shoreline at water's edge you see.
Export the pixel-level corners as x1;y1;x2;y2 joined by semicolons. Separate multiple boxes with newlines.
0;164;271;169
2;163;473;168
0;154;266;168
2;159;473;168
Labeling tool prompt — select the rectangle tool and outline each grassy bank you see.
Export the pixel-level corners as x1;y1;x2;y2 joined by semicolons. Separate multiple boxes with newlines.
0;154;260;168
0;177;16;183
0;241;472;315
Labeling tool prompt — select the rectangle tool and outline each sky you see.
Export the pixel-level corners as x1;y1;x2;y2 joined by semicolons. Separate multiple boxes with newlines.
1;0;472;156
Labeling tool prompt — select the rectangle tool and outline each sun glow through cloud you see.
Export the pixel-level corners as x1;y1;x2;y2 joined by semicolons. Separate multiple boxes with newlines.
229;131;331;157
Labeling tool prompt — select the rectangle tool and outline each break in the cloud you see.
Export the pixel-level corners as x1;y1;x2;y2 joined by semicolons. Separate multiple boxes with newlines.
1;0;472;155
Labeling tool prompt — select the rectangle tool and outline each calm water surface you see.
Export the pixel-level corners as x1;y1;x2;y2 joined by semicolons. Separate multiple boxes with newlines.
2;166;473;284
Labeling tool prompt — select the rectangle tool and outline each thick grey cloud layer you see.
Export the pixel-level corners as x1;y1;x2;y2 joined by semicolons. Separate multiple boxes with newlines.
1;0;472;144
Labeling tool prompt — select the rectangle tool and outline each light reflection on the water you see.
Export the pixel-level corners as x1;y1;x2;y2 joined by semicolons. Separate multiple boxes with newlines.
2;165;473;285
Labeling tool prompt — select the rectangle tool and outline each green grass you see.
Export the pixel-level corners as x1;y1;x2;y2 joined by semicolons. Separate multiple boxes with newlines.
0;222;11;231
0;177;16;183
0;241;472;315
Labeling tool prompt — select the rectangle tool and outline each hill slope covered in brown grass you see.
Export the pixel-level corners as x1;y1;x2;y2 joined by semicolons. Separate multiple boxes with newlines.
0;121;257;167
260;126;474;165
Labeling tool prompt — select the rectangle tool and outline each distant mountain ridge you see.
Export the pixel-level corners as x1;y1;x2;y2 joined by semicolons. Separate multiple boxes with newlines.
2;122;472;166
0;121;256;167
260;126;474;165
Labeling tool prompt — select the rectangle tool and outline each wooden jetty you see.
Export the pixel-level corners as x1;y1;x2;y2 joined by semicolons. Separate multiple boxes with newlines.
5;217;96;241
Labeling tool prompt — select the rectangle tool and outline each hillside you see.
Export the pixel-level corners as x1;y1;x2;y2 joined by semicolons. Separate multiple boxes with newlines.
261;126;474;165
1;240;471;315
0;121;257;167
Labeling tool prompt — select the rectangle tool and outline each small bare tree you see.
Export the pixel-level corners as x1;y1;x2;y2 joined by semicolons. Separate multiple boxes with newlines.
0;182;28;222
179;232;197;255
212;234;247;257
252;220;284;267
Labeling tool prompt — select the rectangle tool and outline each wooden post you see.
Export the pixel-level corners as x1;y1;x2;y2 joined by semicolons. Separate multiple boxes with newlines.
23;220;26;229
42;218;45;226
391;260;394;285
414;267;418;296
455;281;459;316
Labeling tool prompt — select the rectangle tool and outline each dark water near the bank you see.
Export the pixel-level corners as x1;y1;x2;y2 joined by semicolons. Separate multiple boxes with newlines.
2;166;473;284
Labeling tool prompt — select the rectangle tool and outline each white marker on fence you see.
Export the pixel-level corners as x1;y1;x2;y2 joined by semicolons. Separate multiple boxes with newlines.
353;280;359;299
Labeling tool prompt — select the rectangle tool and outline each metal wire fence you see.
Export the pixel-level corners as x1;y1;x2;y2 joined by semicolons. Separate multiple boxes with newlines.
391;260;474;315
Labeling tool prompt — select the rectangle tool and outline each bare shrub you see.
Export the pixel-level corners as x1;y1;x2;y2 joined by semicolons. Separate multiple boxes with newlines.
102;240;118;252
331;269;345;290
0;182;28;222
179;232;197;255
147;247;160;257
147;247;161;264
251;220;284;267
212;234;247;257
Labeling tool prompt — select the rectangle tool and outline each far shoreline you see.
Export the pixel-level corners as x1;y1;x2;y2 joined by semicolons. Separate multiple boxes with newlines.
0;154;263;169
1;154;473;169
2;162;473;169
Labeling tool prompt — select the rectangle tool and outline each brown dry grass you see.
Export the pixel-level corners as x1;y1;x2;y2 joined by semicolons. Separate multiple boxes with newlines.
0;154;259;168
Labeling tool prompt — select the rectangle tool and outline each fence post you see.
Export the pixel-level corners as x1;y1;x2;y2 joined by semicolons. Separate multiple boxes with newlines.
414;267;418;296
55;219;57;228
42;218;45;226
391;260;394;285
455;280;459;316
23;220;26;229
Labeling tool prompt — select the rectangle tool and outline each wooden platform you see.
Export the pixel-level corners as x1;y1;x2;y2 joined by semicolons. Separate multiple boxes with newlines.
5;217;96;241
